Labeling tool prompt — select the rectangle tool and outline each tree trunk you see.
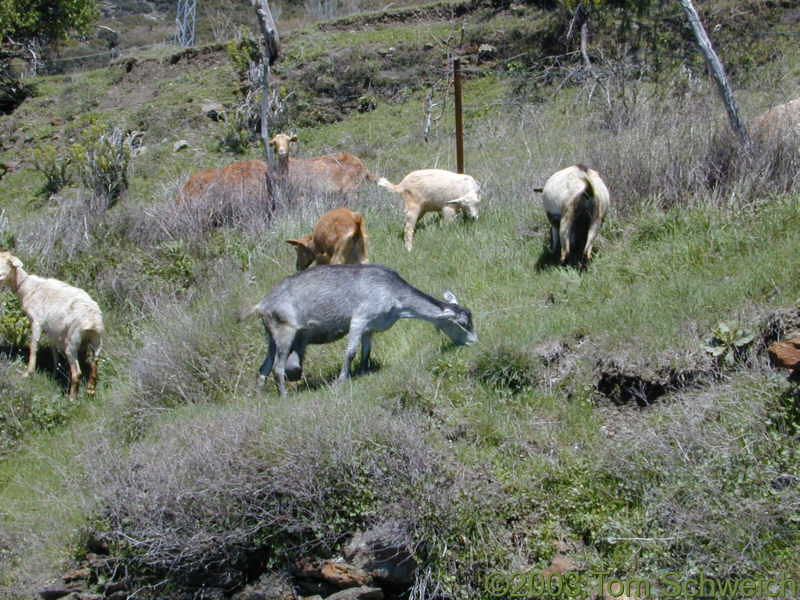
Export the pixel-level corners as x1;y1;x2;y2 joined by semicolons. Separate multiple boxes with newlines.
249;0;280;215
679;0;750;145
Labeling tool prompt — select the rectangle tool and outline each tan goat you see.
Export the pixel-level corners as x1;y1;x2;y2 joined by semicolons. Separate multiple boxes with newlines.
751;97;800;147
268;133;375;200
176;159;271;205
286;207;369;271
540;164;610;266
377;169;481;251
0;252;104;399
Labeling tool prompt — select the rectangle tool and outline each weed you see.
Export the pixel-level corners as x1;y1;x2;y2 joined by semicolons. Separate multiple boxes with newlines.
70;124;142;209
702;320;755;367
32;144;72;196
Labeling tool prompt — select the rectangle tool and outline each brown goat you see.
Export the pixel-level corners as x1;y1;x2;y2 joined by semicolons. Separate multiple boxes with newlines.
268;133;375;200
286;207;369;271
176;159;270;204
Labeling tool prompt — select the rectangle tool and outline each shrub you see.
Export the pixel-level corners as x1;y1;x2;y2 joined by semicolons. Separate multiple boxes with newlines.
0;295;29;348
32;144;71;196
70;124;142;208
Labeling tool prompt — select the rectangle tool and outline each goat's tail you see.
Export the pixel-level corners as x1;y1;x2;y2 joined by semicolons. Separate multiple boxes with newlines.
376;177;402;194
532;187;544;193
580;168;610;217
364;169;378;183
235;304;260;323
350;212;369;260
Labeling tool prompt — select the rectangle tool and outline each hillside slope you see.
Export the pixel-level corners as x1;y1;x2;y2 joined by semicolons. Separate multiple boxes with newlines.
1;1;799;599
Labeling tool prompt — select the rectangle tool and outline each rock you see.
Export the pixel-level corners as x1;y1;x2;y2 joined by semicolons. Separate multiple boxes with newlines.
477;44;496;62
38;581;85;600
51;118;62;126
325;587;383;600
342;526;417;588
320;561;373;589
767;337;800;371
62;567;90;582
76;594;104;600
202;102;226;121
542;555;579;577
173;139;190;152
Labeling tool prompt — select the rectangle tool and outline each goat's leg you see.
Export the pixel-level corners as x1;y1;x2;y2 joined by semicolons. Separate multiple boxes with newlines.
24;321;42;377
559;202;577;265
257;334;277;393
64;344;82;400
441;203;458;223
87;349;100;396
583;211;603;265
270;329;296;397
340;321;367;380
359;333;373;374
403;208;420;251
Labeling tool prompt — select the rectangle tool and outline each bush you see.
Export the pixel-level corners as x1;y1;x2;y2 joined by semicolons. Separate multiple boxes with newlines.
70;124;142;208
32;144;71;196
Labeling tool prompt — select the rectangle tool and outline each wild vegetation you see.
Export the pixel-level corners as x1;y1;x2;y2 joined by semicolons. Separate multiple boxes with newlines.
1;0;799;598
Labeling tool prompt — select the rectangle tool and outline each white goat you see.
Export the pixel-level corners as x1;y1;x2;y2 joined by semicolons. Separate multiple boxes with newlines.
377;169;481;251
540;165;610;266
0;252;104;399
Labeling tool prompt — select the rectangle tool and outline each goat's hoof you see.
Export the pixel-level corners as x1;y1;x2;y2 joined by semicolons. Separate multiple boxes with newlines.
86;388;96;397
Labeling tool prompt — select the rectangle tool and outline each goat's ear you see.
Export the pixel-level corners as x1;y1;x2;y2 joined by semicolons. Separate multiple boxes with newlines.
9;255;23;269
290;135;298;143
269;139;277;149
443;290;458;305
286;237;312;249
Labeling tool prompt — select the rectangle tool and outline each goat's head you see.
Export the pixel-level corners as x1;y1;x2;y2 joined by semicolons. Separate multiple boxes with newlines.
436;290;478;346
286;236;316;271
0;251;23;284
269;133;298;159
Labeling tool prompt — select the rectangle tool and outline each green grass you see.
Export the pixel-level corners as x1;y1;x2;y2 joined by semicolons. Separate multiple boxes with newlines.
2;1;800;597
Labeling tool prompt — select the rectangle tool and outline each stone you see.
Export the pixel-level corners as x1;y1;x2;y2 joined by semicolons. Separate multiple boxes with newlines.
173;139;190;152
477;44;496;62
767;337;800;371
62;567;90;582
320;561;373;589
51;118;63;126
324;587;383;600
202;102;226;121
38;581;85;600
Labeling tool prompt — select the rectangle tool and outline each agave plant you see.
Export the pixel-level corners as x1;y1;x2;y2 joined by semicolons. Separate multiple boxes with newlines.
702;320;755;366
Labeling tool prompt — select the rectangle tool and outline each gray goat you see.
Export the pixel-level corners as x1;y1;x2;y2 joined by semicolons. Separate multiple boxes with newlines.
237;264;478;396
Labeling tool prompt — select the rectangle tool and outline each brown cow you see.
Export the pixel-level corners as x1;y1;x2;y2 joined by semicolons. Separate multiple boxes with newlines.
286;207;369;271
268;133;375;201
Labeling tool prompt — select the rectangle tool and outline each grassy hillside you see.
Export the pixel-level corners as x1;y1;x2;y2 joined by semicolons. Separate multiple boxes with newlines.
1;1;800;598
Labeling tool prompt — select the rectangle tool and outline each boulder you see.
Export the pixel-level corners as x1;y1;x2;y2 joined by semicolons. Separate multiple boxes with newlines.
202;102;226;121
38;581;85;600
325;587;383;600
767;336;800;371
320;561;373;588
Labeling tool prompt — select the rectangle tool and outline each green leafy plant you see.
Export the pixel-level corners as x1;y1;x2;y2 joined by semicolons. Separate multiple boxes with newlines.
0;296;29;347
226;29;260;81
702;321;755;366
70;124;141;207
32;144;72;195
